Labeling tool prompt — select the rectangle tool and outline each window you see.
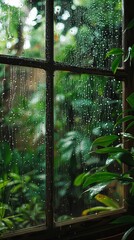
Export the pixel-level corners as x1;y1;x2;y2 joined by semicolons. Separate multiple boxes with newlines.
0;0;134;239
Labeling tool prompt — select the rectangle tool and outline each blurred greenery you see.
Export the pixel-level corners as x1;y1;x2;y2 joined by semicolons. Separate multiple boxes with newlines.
0;0;122;235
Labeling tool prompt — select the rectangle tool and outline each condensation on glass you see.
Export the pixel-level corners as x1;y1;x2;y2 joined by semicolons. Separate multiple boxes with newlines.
0;0;46;58
0;64;46;234
54;0;122;69
54;72;123;222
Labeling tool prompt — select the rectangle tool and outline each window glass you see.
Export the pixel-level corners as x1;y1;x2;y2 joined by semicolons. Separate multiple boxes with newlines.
54;0;122;69
0;0;45;58
54;72;123;222
0;65;46;234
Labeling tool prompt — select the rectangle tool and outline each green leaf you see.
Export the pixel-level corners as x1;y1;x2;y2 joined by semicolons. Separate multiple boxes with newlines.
115;115;134;127
61;148;73;162
106;48;123;58
127;92;134;108
83;172;119;188
10;184;22;193
95;147;127;154
82;206;114;215
3;218;13;228
126;121;134;131
95;194;120;209
114;152;134;166
106;158;115;166
121;132;134;139
0;180;9;189
124;47;132;62
112;56;122;74
130;45;134;59
119;176;133;184
84;182;109;198
9;173;20;180
92;135;118;147
125;18;134;31
74;173;86;186
112;215;134;224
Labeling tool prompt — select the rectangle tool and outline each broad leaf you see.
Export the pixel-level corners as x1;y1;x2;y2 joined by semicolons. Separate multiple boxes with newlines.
82;206;114;216
95;147;127;154
83;172;119;188
74;173;86;186
127;92;134;108
112;215;134;224
112;56;122;74
92;135;118;147
106;48;123;58
95;194;120;209
0;180;9;189
115;152;134;166
115;115;134;127
84;182;109;198
2;218;13;228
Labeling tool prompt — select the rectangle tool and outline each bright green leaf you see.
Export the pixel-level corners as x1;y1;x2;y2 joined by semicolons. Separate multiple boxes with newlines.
106;48;123;58
0;180;9;189
82;206;114;215
74;173;86;186
95;194;120;209
3;218;13;228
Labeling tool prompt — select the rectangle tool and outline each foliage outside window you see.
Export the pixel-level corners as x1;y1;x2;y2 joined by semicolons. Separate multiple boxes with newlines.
0;0;130;239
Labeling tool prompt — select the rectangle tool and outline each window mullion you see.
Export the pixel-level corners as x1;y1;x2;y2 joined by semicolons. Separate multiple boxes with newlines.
45;0;54;229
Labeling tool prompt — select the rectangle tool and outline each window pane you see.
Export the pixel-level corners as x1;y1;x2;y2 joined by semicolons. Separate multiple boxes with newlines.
54;0;122;69
0;65;46;234
0;1;45;59
54;72;123;222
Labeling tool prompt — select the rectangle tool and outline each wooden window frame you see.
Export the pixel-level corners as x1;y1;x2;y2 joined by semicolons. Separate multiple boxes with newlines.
0;0;134;239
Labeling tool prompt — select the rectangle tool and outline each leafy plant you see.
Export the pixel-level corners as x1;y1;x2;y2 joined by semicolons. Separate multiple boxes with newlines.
106;18;134;73
74;91;134;239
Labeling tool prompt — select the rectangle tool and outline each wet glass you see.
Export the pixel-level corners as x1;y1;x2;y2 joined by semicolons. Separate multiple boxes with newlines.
0;0;46;58
54;0;122;69
0;64;46;234
54;72;123;222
